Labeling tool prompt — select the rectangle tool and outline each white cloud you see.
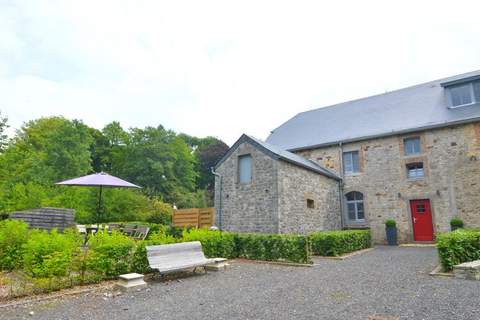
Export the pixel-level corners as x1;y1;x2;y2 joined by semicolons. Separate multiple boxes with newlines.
1;0;480;144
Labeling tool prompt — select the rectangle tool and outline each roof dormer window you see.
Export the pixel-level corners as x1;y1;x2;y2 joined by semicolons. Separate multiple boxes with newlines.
446;80;480;108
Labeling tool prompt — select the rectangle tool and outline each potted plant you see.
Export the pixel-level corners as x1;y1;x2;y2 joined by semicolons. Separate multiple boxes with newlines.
385;219;397;245
450;217;464;231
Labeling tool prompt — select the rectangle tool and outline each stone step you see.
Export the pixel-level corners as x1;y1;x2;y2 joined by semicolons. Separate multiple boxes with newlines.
116;273;147;291
453;260;480;281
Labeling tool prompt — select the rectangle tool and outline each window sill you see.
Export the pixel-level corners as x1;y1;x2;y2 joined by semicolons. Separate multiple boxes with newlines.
344;172;362;177
407;177;425;182
344;223;369;229
403;153;424;158
448;102;479;109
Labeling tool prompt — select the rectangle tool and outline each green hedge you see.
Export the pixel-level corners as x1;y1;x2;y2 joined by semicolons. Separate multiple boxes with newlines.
3;220;375;296
0;219;30;270
23;229;81;278
437;229;480;271
86;231;136;279
234;233;310;263
309;230;371;256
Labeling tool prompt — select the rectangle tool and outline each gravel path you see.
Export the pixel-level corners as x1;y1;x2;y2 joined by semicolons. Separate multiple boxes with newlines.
1;246;479;320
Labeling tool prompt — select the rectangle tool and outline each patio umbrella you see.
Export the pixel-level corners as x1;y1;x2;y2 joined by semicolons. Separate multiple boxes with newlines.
56;172;141;223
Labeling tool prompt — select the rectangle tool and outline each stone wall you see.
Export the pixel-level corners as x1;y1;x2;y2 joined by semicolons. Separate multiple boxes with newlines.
214;141;280;233
277;161;341;234
297;122;480;243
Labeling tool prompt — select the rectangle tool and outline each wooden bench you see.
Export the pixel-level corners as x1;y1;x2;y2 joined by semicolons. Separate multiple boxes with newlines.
146;241;216;276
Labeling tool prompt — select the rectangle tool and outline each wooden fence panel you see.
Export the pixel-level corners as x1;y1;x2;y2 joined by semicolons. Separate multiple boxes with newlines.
173;208;215;229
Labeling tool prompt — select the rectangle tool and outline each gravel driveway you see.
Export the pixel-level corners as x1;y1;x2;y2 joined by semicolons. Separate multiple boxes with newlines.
1;246;479;320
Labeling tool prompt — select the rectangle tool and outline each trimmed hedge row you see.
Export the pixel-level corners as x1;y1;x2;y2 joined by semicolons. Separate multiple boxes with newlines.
309;230;371;256
0;219;373;296
234;233;310;263
140;229;311;264
437;229;480;271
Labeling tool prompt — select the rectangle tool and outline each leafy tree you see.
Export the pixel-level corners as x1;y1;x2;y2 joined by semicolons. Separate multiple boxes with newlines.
196;138;229;190
112;126;198;204
89;127;110;173
0;117;93;185
0;111;8;152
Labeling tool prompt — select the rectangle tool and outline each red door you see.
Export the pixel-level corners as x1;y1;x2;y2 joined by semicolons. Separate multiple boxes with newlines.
410;199;434;241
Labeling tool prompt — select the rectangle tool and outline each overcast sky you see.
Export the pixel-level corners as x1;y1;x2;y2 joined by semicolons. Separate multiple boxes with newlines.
1;0;479;145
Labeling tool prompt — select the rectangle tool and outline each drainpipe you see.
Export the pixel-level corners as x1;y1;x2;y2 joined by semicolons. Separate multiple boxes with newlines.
339;142;345;229
211;167;222;231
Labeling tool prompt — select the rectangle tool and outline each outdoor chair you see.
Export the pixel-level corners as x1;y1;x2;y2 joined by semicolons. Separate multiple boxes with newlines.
122;224;136;237
133;226;150;240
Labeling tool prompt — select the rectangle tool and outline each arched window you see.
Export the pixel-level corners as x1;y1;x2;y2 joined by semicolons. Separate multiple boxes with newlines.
345;191;365;222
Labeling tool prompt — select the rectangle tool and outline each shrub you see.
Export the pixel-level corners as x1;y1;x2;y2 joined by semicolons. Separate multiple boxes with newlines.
0;220;30;270
450;217;464;229
437;229;480;271
86;231;136;279
385;219;396;228
234;233;311;264
182;229;237;259
145;199;173;225
309;230;371;256
22;229;81;278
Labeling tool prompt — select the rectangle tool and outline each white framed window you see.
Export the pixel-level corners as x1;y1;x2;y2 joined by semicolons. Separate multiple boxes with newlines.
404;137;421;155
447;81;480;108
406;162;424;180
343;151;360;175
238;154;252;184
345;191;365;222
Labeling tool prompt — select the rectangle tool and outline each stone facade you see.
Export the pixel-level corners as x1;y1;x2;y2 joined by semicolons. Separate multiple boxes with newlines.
215;122;480;243
214;140;340;234
214;141;279;233
297;122;480;243
277;161;341;234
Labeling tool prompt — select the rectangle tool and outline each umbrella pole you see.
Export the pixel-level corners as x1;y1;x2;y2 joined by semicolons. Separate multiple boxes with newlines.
97;185;103;224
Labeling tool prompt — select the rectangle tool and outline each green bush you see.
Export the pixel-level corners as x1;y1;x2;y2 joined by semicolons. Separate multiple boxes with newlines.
437;229;480;271
385;219;396;228
234;233;311;263
0;220;30;270
309;230;371;256
22;229;81;278
145;199;173;225
182;229;237;259
450;217;464;229
86;231;136;279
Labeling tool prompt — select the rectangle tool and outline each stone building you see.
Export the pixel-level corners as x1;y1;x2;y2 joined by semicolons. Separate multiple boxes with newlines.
214;70;480;243
214;134;341;234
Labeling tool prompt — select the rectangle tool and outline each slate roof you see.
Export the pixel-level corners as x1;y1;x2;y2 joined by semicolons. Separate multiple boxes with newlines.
215;134;341;180
266;70;480;151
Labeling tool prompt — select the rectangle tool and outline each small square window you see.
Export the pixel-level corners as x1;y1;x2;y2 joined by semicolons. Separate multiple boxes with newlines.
306;199;315;209
343;151;360;175
404;137;421;155
416;204;426;213
407;162;424;179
